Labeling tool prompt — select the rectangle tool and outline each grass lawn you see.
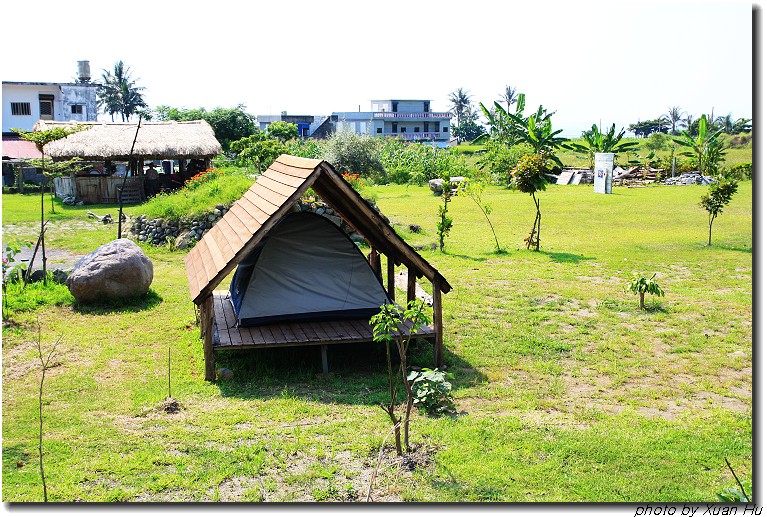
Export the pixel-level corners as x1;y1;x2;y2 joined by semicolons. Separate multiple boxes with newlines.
1;181;752;502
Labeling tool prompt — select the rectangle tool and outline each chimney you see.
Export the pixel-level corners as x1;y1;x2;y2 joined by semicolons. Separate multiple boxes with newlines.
77;60;91;83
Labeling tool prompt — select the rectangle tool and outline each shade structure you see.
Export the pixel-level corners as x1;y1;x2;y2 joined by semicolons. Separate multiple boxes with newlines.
229;212;391;326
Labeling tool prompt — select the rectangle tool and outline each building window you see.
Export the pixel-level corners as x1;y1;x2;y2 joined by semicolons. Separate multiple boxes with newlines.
424;122;430;132
39;94;54;120
376;127;382;134
392;101;398;113
71;104;83;114
424;101;429;112
391;122;397;133
10;102;31;116
400;126;406;133
443;127;448;132
414;127;420;133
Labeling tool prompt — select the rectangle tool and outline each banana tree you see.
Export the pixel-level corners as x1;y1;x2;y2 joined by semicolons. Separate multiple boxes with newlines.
673;115;725;176
569;124;638;169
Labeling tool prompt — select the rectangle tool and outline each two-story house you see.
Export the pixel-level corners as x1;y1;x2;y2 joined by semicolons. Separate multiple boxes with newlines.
2;61;99;136
334;99;452;145
2;61;99;186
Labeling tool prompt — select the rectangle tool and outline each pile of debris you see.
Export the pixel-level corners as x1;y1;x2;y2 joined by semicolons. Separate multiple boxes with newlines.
664;172;716;186
556;169;593;185
612;166;667;186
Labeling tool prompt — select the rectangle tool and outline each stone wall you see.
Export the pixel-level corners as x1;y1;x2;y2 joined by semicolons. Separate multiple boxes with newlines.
127;199;379;250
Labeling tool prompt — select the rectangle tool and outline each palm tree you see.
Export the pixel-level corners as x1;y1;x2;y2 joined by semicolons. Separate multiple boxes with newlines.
448;88;472;139
665;106;685;134
97;61;147;122
497;85;518;112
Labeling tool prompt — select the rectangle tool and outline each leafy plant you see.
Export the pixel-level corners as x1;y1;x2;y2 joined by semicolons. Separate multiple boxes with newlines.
370;301;430;455
700;175;739;246
460;179;503;253
568;124;638;169
673;115;726;176
3;240;31;317
407;368;455;415
510;153;551;251
626;273;665;310
436;180;454;253
717;458;751;502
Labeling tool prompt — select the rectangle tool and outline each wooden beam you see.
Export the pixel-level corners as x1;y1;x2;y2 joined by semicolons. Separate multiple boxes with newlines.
200;294;216;381
320;344;329;374
407;266;416;304
314;164;452;294
387;256;395;301
432;277;443;368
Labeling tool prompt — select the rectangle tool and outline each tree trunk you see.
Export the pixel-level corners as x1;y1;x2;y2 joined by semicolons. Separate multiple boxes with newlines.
39;164;47;284
535;195;541;252
640;292;645;310
708;215;714;246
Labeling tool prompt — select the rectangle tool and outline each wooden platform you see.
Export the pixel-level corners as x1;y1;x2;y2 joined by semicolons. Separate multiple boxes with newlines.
211;291;436;367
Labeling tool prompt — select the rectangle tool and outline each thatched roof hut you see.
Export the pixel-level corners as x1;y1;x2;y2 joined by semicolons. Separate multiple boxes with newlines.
34;120;222;161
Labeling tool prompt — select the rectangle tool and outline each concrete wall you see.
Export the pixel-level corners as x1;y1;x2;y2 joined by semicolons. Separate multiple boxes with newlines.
2;83;98;133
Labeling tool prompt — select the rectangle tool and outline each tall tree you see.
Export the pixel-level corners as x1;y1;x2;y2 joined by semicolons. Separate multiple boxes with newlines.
665;106;686;134
497;85;518;112
97;61;147;122
448;88;472;140
12;125;87;282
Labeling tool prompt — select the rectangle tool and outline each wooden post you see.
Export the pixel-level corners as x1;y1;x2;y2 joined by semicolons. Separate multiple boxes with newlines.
200;294;216;381
407;266;416;304
387;256;395;301
432;278;443;368
320;345;329;374
368;248;381;282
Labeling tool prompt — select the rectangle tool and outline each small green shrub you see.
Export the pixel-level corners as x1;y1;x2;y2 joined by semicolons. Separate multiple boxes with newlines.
726;163;752;180
625;273;665;310
408;368;455;415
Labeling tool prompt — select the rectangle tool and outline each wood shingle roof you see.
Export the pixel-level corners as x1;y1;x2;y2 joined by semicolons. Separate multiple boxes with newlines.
184;154;451;305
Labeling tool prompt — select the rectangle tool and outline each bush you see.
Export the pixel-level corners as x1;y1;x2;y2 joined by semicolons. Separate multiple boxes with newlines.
726;163;752;180
479;141;533;185
644;132;670;151
407;368;455;415
322;130;386;183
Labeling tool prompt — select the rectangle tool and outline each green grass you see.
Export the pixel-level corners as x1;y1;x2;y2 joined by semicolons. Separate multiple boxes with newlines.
140;166;255;221
1;180;752;502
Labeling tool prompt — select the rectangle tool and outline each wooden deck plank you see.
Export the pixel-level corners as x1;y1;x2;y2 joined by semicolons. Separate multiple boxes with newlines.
281;322;309;343
210;291;435;351
213;294;231;346
217;293;243;346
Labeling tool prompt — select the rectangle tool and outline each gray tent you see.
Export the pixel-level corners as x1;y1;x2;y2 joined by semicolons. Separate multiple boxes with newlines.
229;211;391;326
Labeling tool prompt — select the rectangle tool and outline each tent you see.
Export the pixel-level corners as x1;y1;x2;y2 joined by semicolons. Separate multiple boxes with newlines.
229;211;391;326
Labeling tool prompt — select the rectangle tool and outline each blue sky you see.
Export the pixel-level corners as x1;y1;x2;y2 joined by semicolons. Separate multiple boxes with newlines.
0;0;755;137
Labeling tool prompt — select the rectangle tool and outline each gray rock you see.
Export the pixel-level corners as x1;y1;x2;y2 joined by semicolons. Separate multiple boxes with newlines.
52;269;69;284
216;367;234;381
174;230;196;250
324;214;343;227
428;178;444;193
66;239;153;303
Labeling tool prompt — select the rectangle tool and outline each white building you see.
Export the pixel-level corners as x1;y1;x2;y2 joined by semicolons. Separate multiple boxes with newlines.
333;99;452;145
2;61;99;135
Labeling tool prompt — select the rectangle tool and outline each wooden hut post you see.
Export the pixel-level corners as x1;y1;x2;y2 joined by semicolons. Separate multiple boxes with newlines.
199;294;216;381
368;248;381;281
387;256;395;301
407;266;416;304
432;278;444;368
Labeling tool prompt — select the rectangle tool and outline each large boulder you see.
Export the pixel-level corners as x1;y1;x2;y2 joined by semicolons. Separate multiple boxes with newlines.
66;239;153;303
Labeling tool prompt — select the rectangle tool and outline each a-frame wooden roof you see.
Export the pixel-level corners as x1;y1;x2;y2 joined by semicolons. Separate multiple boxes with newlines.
184;154;451;305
